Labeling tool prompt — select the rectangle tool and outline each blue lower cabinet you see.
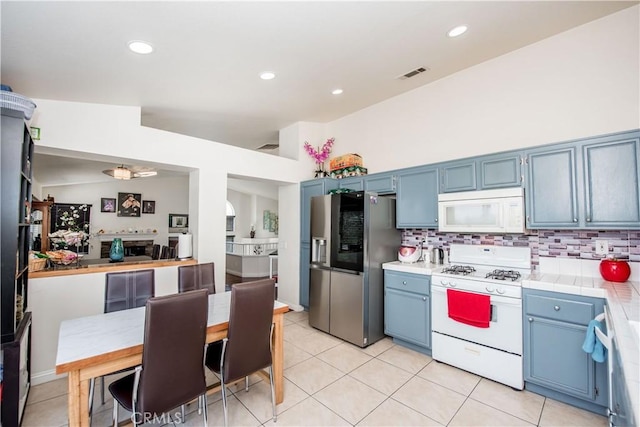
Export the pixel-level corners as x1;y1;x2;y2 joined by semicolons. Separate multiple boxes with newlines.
523;289;608;414
384;271;431;353
610;338;632;426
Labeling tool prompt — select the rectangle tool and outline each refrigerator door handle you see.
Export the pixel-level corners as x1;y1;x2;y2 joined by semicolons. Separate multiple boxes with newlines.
331;268;361;275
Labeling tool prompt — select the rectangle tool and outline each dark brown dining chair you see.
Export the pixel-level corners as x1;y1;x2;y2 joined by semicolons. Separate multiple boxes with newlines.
89;269;155;417
104;269;155;313
178;262;216;294
160;245;170;259
151;244;161;260
205;278;277;426
109;289;209;426
176;262;216;419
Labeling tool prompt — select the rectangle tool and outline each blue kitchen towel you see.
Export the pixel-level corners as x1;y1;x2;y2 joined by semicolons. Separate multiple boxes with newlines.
582;319;607;363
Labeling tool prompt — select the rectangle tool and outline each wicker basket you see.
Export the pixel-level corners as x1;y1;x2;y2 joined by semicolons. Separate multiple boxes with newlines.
28;257;47;272
1;90;37;120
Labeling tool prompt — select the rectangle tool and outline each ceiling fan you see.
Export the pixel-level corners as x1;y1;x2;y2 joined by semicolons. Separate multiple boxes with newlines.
102;165;157;180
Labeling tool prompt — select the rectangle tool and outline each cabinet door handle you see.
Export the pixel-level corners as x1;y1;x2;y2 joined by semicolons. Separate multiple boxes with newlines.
586;218;591;222
402;281;407;285
573;218;578;222
528;317;533;322
435;218;438;222
554;305;560;311
422;296;427;301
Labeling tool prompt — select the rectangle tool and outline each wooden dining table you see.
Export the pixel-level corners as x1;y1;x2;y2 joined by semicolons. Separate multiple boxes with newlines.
56;292;289;426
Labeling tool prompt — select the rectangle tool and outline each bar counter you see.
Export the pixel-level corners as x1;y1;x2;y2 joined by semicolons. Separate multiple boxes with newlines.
28;257;200;384
29;256;196;278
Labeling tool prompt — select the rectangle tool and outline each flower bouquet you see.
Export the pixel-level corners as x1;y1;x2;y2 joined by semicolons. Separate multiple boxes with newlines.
303;138;334;177
49;229;88;248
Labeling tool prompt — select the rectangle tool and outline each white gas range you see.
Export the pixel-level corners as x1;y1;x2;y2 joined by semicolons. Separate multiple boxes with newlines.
431;244;531;390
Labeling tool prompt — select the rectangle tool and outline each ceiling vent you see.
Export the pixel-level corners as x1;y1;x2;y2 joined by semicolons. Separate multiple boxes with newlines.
397;67;429;80
257;143;279;151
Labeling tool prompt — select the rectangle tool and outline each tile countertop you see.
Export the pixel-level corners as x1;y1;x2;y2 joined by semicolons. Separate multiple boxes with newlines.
523;274;639;427
382;260;442;276
382;261;639;426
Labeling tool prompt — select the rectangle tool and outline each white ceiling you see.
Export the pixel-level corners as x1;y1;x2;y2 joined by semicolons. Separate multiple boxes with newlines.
2;1;636;185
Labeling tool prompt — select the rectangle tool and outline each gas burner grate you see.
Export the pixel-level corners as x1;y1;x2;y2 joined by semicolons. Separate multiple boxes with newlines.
485;269;521;281
441;265;476;275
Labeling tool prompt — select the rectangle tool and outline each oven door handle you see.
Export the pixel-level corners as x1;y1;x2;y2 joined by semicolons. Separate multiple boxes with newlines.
431;285;521;306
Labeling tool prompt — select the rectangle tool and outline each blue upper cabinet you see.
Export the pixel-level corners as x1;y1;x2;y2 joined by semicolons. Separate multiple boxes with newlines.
525;144;580;229
338;176;364;192
478;152;523;190
440;152;523;193
338;172;398;194
582;132;640;228
364;172;396;194
396;166;439;228
440;160;476;193
525;130;640;229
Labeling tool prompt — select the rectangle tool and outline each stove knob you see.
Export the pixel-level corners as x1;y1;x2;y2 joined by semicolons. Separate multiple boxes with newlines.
440;280;448;287
485;286;495;293
449;282;456;288
496;287;506;294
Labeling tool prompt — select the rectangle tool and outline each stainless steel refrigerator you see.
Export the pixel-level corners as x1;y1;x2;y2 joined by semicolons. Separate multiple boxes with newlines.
308;191;400;347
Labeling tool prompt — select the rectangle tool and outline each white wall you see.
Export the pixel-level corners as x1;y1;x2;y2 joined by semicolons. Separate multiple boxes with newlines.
227;188;253;238
227;188;278;240
255;196;278;238
325;6;640;173
27;5;640;310
30;100;308;302
42;176;189;258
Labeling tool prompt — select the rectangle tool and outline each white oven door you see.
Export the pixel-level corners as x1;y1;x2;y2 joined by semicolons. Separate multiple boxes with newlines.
431;285;522;355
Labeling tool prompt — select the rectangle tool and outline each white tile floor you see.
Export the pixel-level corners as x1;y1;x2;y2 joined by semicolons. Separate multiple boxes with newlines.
23;310;608;426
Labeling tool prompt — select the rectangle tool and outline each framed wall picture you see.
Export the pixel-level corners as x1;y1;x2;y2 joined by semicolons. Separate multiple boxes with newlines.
169;213;188;232
142;200;155;214
117;192;142;217
50;203;92;254
101;198;116;213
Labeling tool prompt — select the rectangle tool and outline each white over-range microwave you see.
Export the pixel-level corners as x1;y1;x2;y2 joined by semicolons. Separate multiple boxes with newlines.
437;187;525;234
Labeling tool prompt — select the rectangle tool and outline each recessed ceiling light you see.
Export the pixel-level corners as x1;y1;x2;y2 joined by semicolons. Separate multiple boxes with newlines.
447;25;468;38
332;89;343;95
260;72;276;80
128;40;154;54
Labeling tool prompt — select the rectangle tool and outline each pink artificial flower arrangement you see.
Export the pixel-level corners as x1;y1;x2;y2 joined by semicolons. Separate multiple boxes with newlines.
303;138;335;164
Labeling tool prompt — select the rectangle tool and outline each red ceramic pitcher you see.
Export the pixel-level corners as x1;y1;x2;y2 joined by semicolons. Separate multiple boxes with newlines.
599;258;631;282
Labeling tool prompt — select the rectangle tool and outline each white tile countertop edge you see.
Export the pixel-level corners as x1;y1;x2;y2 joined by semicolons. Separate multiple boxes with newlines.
382;260;441;276
523;274;639;427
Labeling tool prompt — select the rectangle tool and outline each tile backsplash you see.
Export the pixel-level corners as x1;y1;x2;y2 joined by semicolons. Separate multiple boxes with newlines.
401;229;640;269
